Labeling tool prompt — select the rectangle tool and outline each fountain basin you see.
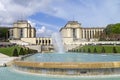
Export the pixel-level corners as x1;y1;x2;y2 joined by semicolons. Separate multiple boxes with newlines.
13;53;120;75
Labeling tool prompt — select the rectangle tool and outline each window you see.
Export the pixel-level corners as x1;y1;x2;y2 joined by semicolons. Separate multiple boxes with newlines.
73;28;76;39
20;29;23;38
36;40;38;44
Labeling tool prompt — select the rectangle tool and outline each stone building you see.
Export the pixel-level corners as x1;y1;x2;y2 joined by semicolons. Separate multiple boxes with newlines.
60;21;105;45
8;20;53;52
9;20;36;39
8;20;53;46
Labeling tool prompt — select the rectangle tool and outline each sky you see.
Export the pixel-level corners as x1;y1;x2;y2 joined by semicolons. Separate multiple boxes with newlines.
0;0;120;37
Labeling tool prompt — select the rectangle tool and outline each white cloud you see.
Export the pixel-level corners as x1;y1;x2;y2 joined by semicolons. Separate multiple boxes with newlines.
37;26;46;33
41;0;120;27
0;0;120;29
0;2;6;11
27;19;58;37
36;26;53;37
0;0;55;24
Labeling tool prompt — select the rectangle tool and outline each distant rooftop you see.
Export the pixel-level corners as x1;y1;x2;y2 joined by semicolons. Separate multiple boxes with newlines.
67;21;81;25
15;20;28;23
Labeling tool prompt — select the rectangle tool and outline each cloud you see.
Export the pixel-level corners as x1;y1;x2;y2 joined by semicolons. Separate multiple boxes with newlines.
28;19;59;31
0;2;6;11
1;0;120;29
41;0;120;27
37;26;46;33
0;0;55;24
36;26;53;37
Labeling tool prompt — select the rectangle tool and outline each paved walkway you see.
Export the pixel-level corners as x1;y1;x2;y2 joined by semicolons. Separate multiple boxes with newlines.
0;53;17;67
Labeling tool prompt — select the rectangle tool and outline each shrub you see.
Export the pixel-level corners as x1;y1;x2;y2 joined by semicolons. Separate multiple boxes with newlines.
113;47;117;53
76;49;79;52
12;48;19;57
83;48;86;52
79;49;81;52
88;48;91;53
19;48;25;55
101;47;105;53
93;48;97;53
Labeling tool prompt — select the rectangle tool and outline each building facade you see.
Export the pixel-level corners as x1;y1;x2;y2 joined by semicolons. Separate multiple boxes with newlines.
9;20;36;39
60;21;105;45
8;20;53;47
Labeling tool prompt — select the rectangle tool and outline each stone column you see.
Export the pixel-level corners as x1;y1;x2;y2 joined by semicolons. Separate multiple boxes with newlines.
89;29;91;39
86;29;88;39
82;29;85;39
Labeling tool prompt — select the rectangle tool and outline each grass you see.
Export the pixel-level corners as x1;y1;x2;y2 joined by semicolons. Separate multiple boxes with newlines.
75;45;120;53
0;46;22;56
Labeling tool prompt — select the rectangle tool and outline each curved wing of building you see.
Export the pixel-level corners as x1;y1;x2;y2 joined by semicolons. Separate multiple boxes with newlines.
60;21;105;45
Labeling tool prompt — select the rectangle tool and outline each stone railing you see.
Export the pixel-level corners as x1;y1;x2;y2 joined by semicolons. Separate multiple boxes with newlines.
13;61;120;69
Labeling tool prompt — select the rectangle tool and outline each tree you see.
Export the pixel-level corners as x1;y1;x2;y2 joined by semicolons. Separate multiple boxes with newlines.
93;48;97;53
88;48;91;53
0;27;9;41
79;49;81;52
101;47;105;53
113;47;117;53
19;48;25;55
102;23;120;41
83;48;86;52
12;48;19;57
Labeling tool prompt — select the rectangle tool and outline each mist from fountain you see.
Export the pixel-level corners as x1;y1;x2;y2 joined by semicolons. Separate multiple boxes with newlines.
52;32;65;53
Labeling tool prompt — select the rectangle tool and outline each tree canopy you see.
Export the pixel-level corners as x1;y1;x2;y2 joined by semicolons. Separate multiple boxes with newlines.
100;23;120;41
104;23;120;35
0;27;9;40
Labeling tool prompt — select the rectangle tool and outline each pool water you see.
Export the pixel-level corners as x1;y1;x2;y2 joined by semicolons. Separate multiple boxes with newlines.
1;53;120;80
24;53;120;62
0;67;120;80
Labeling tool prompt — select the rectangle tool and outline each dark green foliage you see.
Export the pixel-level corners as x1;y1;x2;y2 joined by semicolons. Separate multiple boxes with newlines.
83;48;86;52
87;48;91;53
113;47;117;53
101;23;120;41
19;48;25;55
101;47;106;53
93;48;97;53
24;49;28;54
0;27;9;41
28;49;38;54
105;23;120;34
79;49;81;52
76;49;79;52
12;48;19;57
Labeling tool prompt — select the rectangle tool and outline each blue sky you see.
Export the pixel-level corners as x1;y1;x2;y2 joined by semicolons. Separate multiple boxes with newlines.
0;0;120;37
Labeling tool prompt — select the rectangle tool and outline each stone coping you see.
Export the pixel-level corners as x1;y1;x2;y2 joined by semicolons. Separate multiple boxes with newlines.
13;61;120;69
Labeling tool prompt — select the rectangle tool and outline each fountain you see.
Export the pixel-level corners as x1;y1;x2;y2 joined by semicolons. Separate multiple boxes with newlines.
52;32;65;53
3;34;120;80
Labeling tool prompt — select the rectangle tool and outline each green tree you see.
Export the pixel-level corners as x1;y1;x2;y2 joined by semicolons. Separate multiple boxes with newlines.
12;48;19;57
79;49;81;52
0;27;9;41
83;48;86;52
88;48;91;53
93;48;97;53
101;47;106;53
113;47;117;53
102;23;120;41
19;48;25;55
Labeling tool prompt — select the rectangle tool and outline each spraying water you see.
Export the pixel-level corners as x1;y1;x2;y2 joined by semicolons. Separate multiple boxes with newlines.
52;32;65;53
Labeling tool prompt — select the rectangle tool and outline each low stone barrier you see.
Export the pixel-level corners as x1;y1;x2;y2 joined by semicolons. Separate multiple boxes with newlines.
13;61;120;75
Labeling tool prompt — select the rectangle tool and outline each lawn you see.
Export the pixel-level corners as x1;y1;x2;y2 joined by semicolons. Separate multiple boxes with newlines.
0;46;22;56
73;45;120;53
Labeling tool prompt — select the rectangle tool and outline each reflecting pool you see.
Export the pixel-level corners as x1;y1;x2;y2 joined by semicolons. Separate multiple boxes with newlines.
1;67;120;80
1;52;120;80
24;53;120;62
